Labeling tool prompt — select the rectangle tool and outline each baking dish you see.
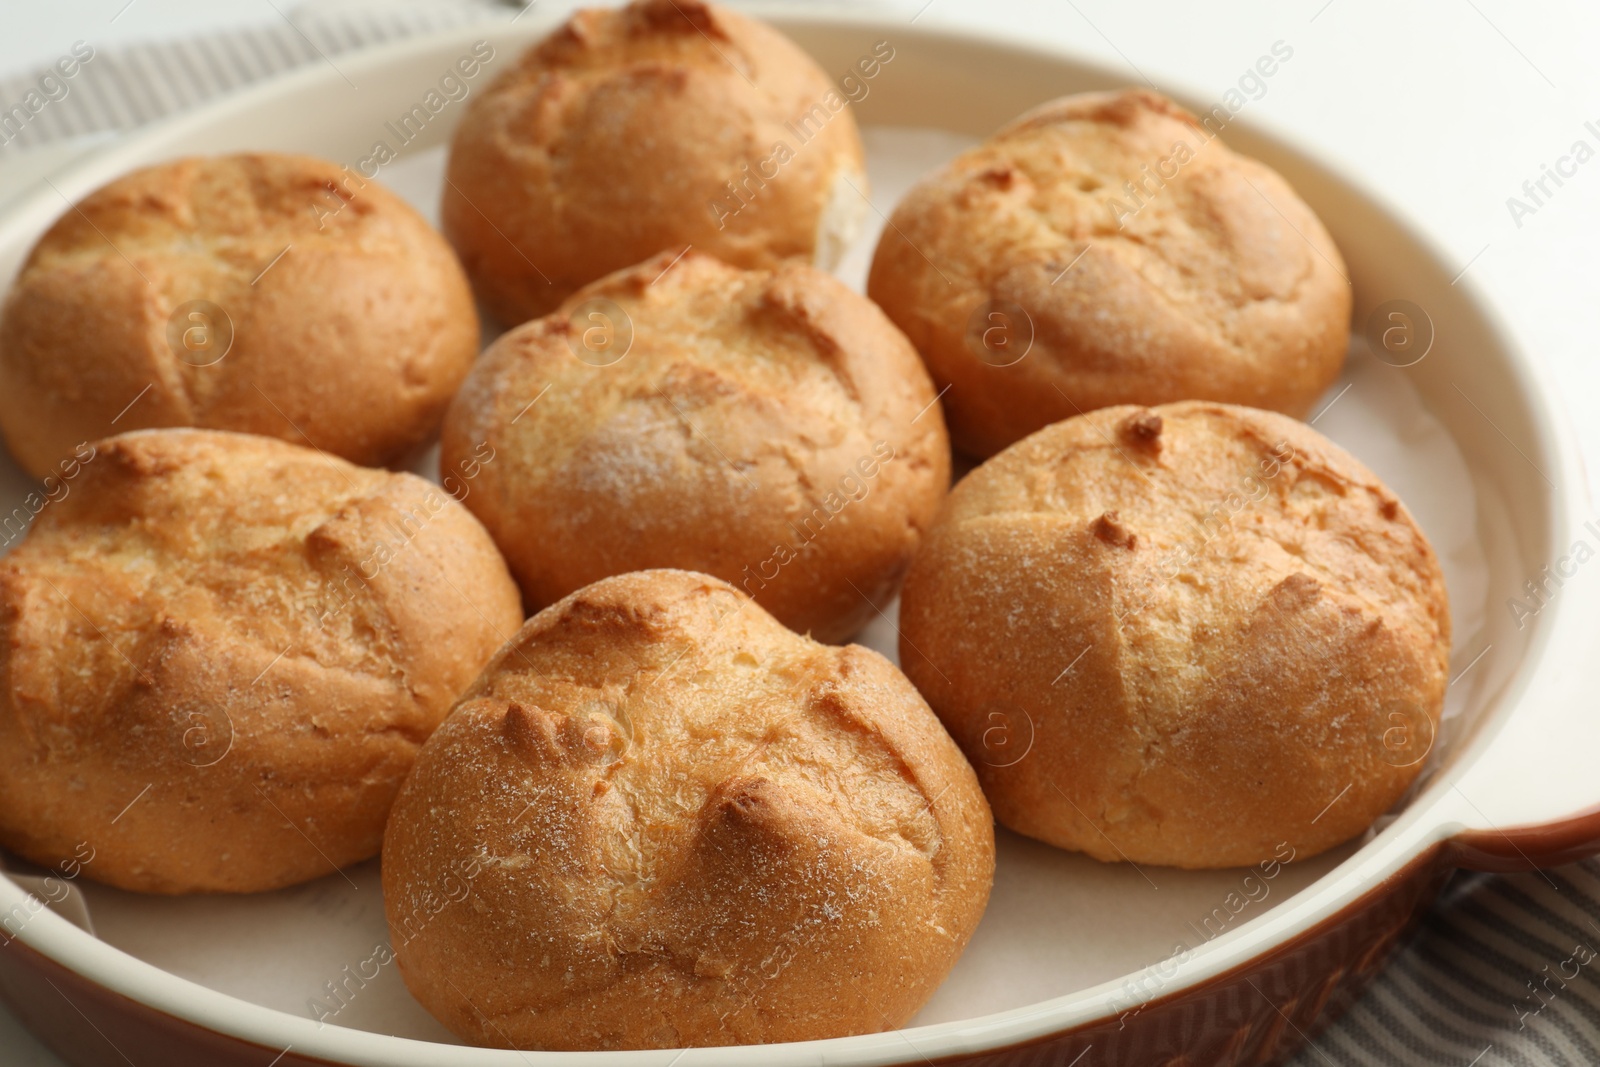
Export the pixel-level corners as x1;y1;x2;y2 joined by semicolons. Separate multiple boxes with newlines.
0;9;1596;1066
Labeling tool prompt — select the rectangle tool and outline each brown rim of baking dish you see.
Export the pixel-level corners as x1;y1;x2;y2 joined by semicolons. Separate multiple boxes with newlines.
5;816;1596;1067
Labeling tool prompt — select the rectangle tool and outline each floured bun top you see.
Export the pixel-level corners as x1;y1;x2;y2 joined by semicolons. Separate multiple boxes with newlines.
0;152;479;477
899;402;1449;869
0;429;522;893
383;568;994;1050
869;89;1352;457
443;0;868;324
441;250;949;643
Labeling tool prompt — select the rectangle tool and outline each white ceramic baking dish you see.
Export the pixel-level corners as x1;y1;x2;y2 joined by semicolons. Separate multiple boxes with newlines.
0;8;1596;1066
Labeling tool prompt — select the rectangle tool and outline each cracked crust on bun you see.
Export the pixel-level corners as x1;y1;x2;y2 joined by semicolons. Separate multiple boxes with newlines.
0;153;479;478
0;429;521;893
441;250;949;643
443;0;868;325
382;569;993;1049
898;402;1448;868
868;89;1351;457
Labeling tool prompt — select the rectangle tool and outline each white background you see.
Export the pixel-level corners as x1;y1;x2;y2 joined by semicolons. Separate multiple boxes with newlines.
1;1;1598;1063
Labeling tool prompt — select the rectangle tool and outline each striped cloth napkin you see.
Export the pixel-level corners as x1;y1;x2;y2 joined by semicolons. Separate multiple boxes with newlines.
0;1;512;152
0;5;1593;1065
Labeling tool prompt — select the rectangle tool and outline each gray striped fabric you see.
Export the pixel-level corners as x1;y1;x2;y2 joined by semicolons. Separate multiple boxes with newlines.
1287;864;1600;1067
1;6;1594;1065
0;1;510;151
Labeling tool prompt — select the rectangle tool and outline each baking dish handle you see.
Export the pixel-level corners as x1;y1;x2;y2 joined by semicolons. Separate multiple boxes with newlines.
1439;555;1600;872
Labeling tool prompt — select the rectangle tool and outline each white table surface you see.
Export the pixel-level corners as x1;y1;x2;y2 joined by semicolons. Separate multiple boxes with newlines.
1;1;1598;1063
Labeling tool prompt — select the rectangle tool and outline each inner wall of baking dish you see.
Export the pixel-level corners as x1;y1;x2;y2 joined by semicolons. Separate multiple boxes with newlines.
0;14;1546;1043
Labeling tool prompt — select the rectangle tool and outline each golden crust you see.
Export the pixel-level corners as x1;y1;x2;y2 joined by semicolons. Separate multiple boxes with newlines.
868;89;1352;457
442;0;867;325
382;569;993;1050
898;402;1450;868
0;153;480;478
441;250;950;643
0;430;522;893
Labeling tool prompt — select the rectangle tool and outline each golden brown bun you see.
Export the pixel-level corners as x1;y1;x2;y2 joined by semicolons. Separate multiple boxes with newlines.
383;569;993;1050
443;0;867;325
899;402;1449;868
868;89;1352;457
0;153;479;478
441;250;949;643
0;430;522;894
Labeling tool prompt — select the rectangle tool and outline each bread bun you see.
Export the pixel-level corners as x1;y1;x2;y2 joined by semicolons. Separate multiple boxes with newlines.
383;569;993;1050
868;89;1351;457
0;153;479;478
0;430;522;893
443;0;867;325
441;250;949;643
899;402;1449;868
